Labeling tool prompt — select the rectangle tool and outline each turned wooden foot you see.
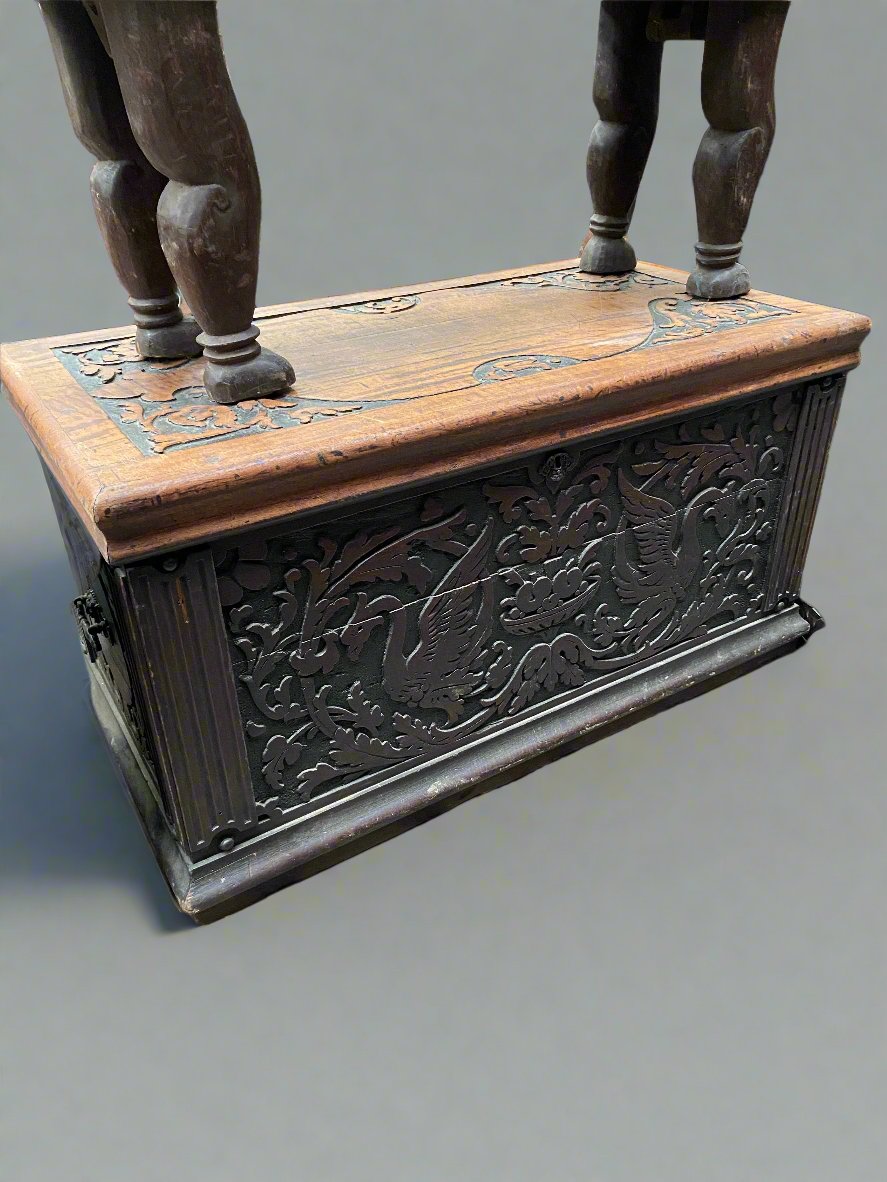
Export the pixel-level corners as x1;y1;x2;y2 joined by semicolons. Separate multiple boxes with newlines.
131;298;203;359
686;244;750;300
580;216;637;274
200;332;296;405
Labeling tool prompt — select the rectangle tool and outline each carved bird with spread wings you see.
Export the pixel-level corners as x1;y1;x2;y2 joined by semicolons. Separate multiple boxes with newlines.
614;470;722;649
382;520;495;722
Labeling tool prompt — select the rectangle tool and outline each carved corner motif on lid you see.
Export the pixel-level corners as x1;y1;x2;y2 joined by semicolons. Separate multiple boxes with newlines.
470;295;794;384
53;339;368;455
638;295;794;349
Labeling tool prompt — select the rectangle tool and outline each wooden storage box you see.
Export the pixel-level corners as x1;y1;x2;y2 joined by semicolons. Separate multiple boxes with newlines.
1;260;870;921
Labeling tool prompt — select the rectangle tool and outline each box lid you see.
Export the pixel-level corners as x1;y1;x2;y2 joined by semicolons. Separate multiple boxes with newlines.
1;259;870;562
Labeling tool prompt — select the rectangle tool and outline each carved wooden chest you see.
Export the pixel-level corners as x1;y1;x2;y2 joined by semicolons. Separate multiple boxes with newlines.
1;261;869;920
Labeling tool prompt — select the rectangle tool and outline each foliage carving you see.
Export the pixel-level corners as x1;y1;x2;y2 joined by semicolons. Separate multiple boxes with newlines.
222;388;800;812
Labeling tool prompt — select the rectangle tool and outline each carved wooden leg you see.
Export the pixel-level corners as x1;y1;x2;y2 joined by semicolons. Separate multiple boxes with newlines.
97;0;294;404
38;1;201;359
580;1;663;275
687;1;789;299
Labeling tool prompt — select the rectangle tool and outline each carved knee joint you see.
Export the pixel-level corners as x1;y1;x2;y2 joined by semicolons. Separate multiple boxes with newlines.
156;180;255;336
88;160;203;359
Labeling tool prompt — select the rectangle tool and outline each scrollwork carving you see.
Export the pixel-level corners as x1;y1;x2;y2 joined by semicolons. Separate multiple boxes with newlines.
473;354;582;383
497;268;672;292
222;385;801;815
334;295;420;314
54;339;365;454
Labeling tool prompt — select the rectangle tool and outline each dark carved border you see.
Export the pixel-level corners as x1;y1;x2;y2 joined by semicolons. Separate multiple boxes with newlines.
765;375;844;609
117;550;258;856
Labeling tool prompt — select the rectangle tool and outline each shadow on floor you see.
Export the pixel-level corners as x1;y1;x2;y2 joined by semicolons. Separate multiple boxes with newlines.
0;554;190;932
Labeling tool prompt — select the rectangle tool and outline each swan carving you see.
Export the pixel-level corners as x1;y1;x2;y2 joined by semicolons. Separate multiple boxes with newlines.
614;470;722;648
382;520;494;721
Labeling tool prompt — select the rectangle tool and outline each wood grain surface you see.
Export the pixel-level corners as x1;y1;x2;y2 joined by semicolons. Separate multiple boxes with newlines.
1;259;870;562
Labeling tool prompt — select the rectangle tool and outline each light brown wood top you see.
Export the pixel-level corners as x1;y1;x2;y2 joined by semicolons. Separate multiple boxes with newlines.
1;259;870;562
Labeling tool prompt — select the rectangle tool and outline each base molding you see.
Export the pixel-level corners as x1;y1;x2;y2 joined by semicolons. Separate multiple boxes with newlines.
93;602;820;923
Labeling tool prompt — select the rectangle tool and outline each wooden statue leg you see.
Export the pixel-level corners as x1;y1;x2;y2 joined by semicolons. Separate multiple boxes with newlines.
38;2;202;359
97;0;294;404
580;1;663;275
687;1;789;299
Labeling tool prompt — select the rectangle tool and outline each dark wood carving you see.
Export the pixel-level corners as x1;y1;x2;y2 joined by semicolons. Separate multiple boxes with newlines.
29;362;855;918
3;245;867;918
581;1;790;299
220;385;801;818
38;0;294;404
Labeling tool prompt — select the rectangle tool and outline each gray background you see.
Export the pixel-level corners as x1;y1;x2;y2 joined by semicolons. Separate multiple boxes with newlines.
1;2;885;1179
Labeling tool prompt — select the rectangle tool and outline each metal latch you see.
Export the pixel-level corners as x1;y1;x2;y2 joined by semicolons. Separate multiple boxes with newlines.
72;590;114;663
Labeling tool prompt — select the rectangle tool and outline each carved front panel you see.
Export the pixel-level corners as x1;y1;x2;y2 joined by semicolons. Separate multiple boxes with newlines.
217;383;806;823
